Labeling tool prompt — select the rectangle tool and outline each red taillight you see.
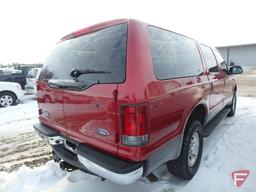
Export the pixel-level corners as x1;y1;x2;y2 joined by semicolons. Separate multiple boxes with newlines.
121;104;148;146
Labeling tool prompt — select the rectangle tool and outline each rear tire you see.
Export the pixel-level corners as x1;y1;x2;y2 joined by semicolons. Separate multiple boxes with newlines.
167;120;203;180
0;92;18;107
227;92;236;117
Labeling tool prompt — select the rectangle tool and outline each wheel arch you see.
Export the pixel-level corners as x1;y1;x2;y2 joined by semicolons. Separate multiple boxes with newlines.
186;104;208;127
176;102;208;158
0;90;18;99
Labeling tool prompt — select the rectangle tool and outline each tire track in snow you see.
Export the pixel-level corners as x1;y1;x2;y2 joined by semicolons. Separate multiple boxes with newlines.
0;117;36;127
0;132;52;172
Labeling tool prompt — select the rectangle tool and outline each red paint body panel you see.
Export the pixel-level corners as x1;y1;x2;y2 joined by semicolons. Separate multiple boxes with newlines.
37;81;66;134
37;19;236;163
38;82;119;155
62;84;119;155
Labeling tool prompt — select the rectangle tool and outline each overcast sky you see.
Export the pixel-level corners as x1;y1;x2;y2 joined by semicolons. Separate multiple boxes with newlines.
0;0;255;64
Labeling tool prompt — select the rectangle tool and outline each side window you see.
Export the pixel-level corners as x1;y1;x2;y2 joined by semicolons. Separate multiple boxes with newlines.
148;26;203;80
201;45;219;73
213;49;228;73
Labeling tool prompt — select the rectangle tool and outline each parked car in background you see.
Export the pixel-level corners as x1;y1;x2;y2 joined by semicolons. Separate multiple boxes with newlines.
25;68;41;95
0;70;27;90
34;19;243;185
0;81;24;107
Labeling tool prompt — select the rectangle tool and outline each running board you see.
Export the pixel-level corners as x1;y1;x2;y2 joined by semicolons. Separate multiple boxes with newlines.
203;107;231;137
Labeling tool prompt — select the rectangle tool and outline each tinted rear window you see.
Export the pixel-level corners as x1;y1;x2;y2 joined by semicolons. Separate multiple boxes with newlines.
40;23;127;85
148;26;203;80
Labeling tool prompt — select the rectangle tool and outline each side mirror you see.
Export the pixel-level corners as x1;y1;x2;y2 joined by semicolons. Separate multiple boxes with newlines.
229;66;243;75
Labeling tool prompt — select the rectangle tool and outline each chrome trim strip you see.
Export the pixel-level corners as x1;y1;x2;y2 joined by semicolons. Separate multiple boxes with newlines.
78;155;143;185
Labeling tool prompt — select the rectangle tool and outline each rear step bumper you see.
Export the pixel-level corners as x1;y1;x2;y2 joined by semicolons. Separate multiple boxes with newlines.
33;123;144;185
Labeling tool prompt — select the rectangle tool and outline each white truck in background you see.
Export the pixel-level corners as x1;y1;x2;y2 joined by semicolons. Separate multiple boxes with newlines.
25;68;41;95
0;81;24;107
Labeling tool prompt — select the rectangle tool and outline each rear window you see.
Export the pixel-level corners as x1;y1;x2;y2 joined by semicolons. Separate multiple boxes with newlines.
148;26;203;80
40;23;128;87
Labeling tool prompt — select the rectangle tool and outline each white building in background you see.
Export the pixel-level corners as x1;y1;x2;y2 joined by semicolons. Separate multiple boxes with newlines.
217;43;256;66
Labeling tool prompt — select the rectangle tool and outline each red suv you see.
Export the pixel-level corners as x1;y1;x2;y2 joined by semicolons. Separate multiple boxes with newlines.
34;19;243;184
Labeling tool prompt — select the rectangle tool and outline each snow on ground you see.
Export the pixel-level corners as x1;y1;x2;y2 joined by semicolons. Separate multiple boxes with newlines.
0;96;256;192
0;95;38;136
0;96;51;172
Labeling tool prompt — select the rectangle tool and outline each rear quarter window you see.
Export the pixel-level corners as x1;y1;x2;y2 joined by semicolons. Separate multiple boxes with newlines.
40;23;128;84
148;26;203;80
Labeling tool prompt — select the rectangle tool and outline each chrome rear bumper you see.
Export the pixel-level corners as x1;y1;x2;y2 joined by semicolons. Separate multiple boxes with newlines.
34;123;143;185
78;155;143;185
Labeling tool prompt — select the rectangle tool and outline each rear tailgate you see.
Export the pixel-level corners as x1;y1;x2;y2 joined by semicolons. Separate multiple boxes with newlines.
38;23;128;155
62;84;119;154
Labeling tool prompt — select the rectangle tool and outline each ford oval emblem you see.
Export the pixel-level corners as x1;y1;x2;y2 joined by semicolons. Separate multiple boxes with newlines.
97;128;110;136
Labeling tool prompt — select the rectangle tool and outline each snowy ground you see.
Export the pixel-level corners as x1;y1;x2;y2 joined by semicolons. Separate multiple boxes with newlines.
0;96;51;172
0;92;256;191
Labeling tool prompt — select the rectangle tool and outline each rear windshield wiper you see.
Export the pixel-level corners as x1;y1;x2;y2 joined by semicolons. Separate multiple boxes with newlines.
70;68;111;80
